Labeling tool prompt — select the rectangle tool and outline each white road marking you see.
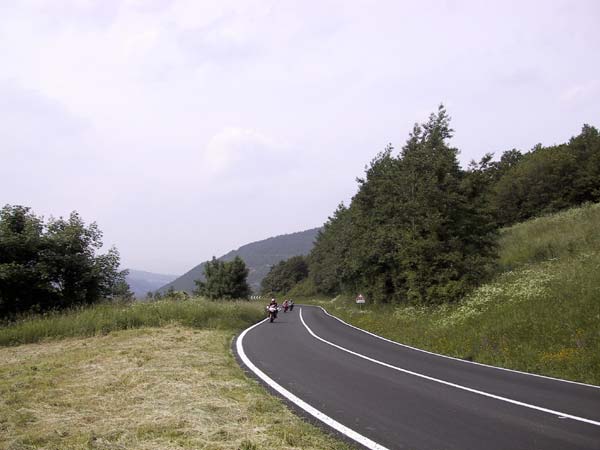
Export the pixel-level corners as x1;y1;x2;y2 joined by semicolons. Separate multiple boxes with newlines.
300;308;600;427
236;317;390;450
317;305;600;390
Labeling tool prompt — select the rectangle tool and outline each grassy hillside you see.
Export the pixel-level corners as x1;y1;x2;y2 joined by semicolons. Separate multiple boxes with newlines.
312;203;600;385
159;228;320;294
0;300;349;449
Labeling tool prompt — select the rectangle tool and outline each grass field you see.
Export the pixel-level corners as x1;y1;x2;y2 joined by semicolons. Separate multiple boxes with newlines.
0;299;264;347
0;301;351;450
307;203;600;385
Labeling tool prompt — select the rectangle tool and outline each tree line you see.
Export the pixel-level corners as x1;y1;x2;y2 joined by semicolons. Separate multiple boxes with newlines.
0;205;131;318
261;106;600;304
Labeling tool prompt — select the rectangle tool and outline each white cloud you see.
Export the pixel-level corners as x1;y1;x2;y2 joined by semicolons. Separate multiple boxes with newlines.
203;127;279;173
560;81;600;103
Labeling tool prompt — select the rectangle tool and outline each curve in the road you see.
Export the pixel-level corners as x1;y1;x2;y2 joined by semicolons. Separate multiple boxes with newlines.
236;316;389;450
236;305;600;450
299;309;600;427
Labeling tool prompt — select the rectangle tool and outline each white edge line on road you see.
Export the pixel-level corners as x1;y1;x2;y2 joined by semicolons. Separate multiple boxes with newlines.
300;308;600;427
236;317;390;450
316;305;600;390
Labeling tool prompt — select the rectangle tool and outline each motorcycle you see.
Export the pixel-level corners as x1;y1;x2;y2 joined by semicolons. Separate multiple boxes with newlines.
267;304;279;323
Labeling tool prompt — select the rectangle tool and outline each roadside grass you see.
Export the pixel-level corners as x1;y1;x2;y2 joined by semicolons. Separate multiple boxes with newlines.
306;203;600;385
0;298;265;347
0;326;350;450
497;201;600;270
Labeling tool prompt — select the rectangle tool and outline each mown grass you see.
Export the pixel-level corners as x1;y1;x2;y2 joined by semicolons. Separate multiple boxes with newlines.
0;326;350;450
307;203;600;385
0;298;265;347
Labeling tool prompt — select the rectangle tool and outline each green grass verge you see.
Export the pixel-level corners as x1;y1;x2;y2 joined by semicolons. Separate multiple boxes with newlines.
498;201;600;269
0;298;265;347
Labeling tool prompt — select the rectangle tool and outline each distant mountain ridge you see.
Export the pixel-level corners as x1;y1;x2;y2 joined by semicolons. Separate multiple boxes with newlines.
126;269;178;298
158;227;321;294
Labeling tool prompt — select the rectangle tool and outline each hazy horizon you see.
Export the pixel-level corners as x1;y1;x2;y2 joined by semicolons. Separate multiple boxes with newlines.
2;0;599;274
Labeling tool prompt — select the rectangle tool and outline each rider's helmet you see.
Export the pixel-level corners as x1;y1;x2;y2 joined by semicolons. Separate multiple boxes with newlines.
270;298;276;304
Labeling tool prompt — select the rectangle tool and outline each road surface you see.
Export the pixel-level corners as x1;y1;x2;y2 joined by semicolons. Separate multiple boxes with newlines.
235;305;600;450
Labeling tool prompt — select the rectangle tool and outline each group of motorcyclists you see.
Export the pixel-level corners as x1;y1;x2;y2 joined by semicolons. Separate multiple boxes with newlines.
266;297;294;322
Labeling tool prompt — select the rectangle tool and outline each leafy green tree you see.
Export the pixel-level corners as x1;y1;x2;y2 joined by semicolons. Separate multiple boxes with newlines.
485;125;600;226
261;255;308;295
308;202;359;295
42;212;130;306
308;105;497;304
0;205;52;315
0;205;129;317
225;256;251;299
194;256;250;300
570;124;600;203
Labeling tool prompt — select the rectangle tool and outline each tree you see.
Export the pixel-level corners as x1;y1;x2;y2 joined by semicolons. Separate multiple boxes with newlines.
307;105;497;304
0;205;129;317
0;205;52;315
490;126;600;226
194;256;250;300
261;255;309;295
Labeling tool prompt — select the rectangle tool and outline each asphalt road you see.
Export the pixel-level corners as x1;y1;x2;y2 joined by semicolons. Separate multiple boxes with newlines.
236;305;600;450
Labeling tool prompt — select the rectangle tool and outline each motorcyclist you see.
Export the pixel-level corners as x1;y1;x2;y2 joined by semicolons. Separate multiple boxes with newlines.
267;298;278;319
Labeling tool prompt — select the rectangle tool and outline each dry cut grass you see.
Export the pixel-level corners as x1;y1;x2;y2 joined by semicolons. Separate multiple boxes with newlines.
0;327;350;450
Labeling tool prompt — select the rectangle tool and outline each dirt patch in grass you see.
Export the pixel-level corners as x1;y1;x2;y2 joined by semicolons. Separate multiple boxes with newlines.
0;327;350;449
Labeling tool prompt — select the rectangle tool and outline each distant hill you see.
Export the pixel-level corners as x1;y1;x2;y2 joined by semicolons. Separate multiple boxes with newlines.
126;269;178;298
157;228;321;294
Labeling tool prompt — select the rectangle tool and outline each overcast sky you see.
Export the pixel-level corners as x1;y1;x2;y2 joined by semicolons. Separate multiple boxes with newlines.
1;0;599;275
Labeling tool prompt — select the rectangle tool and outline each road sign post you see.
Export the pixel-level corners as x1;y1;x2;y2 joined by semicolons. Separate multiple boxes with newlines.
356;294;365;309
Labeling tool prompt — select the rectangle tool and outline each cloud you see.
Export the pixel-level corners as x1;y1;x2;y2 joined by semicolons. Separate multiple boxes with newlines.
560;80;600;103
0;81;90;161
203;127;283;175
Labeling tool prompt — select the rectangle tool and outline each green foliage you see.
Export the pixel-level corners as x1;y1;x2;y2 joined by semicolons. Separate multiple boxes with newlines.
490;125;600;226
310;106;497;304
287;277;319;298
194;256;251;300
0;298;265;346
0;205;131;318
308;203;355;296
260;255;308;295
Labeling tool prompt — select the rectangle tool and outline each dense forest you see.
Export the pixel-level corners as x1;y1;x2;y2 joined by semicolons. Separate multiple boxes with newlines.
262;106;600;305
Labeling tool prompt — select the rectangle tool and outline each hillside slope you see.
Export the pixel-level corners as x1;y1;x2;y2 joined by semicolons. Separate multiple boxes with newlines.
317;203;600;384
125;269;177;298
158;227;321;294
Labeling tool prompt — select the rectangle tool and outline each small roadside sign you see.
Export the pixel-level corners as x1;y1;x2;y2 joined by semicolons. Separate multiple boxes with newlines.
356;294;365;304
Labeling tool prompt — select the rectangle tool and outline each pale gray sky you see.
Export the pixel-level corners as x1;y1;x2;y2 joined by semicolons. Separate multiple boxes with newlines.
1;0;599;274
